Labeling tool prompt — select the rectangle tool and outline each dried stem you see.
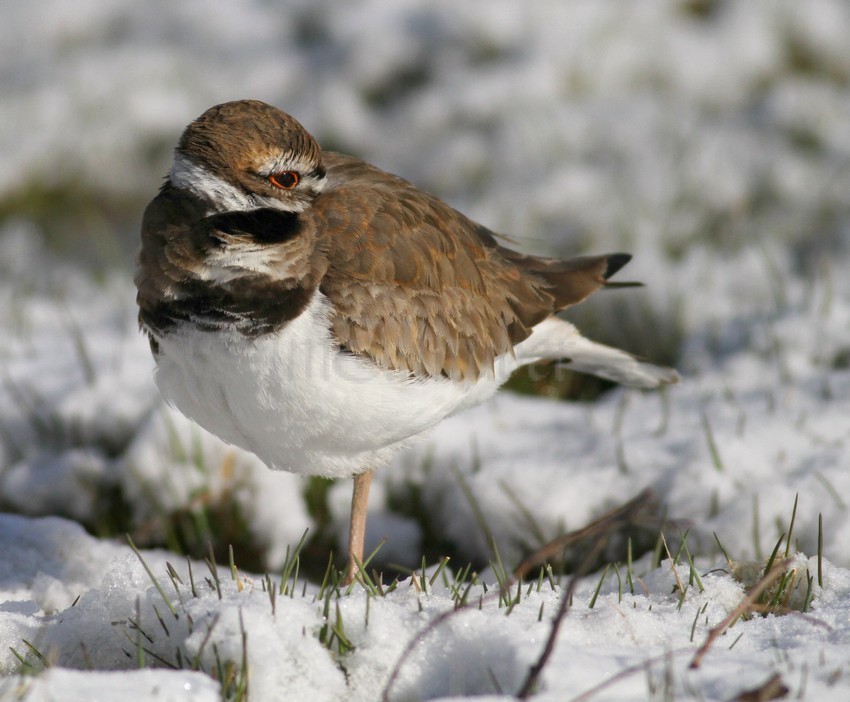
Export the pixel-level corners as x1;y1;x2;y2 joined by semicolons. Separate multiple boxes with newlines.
515;490;656;698
689;559;791;669
380;489;658;701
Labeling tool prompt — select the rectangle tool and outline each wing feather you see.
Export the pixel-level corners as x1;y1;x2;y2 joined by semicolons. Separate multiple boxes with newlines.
312;153;625;380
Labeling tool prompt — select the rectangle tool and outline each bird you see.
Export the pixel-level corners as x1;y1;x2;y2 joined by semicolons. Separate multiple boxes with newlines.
135;99;678;584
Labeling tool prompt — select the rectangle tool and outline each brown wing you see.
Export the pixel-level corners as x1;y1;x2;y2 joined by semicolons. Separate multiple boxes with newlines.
312;153;627;381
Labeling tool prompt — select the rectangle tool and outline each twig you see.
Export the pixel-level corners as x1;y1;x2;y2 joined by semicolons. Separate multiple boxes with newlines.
516;535;607;698
689;559;791;669
380;489;658;702
511;489;658;581
516;492;658;698
732;673;788;702
567;648;692;702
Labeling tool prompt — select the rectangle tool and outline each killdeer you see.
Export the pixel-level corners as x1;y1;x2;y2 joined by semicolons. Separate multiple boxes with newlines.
136;100;678;583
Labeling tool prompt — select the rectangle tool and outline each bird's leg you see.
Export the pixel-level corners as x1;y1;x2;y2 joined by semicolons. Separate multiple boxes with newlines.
343;468;374;585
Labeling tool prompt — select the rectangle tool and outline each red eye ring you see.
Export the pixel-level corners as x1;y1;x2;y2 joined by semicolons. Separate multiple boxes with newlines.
268;171;300;189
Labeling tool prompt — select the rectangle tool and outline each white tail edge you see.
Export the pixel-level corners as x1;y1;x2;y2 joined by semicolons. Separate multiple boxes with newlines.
511;317;680;389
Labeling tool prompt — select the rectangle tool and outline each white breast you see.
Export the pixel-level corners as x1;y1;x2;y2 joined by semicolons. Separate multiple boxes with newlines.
152;292;502;478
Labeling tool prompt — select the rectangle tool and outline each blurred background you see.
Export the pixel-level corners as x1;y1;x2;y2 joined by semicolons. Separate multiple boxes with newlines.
1;0;849;576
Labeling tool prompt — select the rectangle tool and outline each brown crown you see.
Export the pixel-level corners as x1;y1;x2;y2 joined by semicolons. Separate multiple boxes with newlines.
176;100;324;178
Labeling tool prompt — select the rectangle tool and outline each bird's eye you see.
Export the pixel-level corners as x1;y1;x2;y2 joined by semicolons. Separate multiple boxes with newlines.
268;171;300;190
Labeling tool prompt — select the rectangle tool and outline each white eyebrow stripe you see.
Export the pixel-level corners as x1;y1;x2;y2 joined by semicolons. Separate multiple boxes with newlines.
256;150;301;176
257;153;327;193
169;153;314;212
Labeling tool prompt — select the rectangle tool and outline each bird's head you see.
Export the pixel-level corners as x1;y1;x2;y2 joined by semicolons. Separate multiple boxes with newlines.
169;99;327;215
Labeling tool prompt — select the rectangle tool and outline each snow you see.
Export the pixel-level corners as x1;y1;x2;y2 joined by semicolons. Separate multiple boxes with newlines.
9;669;221;702
2;0;850;700
2;516;850;700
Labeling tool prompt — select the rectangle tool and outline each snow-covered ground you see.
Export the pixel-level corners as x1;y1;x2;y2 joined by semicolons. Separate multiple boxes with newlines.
2;1;850;700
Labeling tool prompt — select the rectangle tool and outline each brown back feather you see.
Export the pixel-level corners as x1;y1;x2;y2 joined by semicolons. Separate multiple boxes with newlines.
314;153;628;381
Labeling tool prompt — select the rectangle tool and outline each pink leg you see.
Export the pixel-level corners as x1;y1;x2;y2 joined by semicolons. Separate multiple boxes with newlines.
343;469;374;585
